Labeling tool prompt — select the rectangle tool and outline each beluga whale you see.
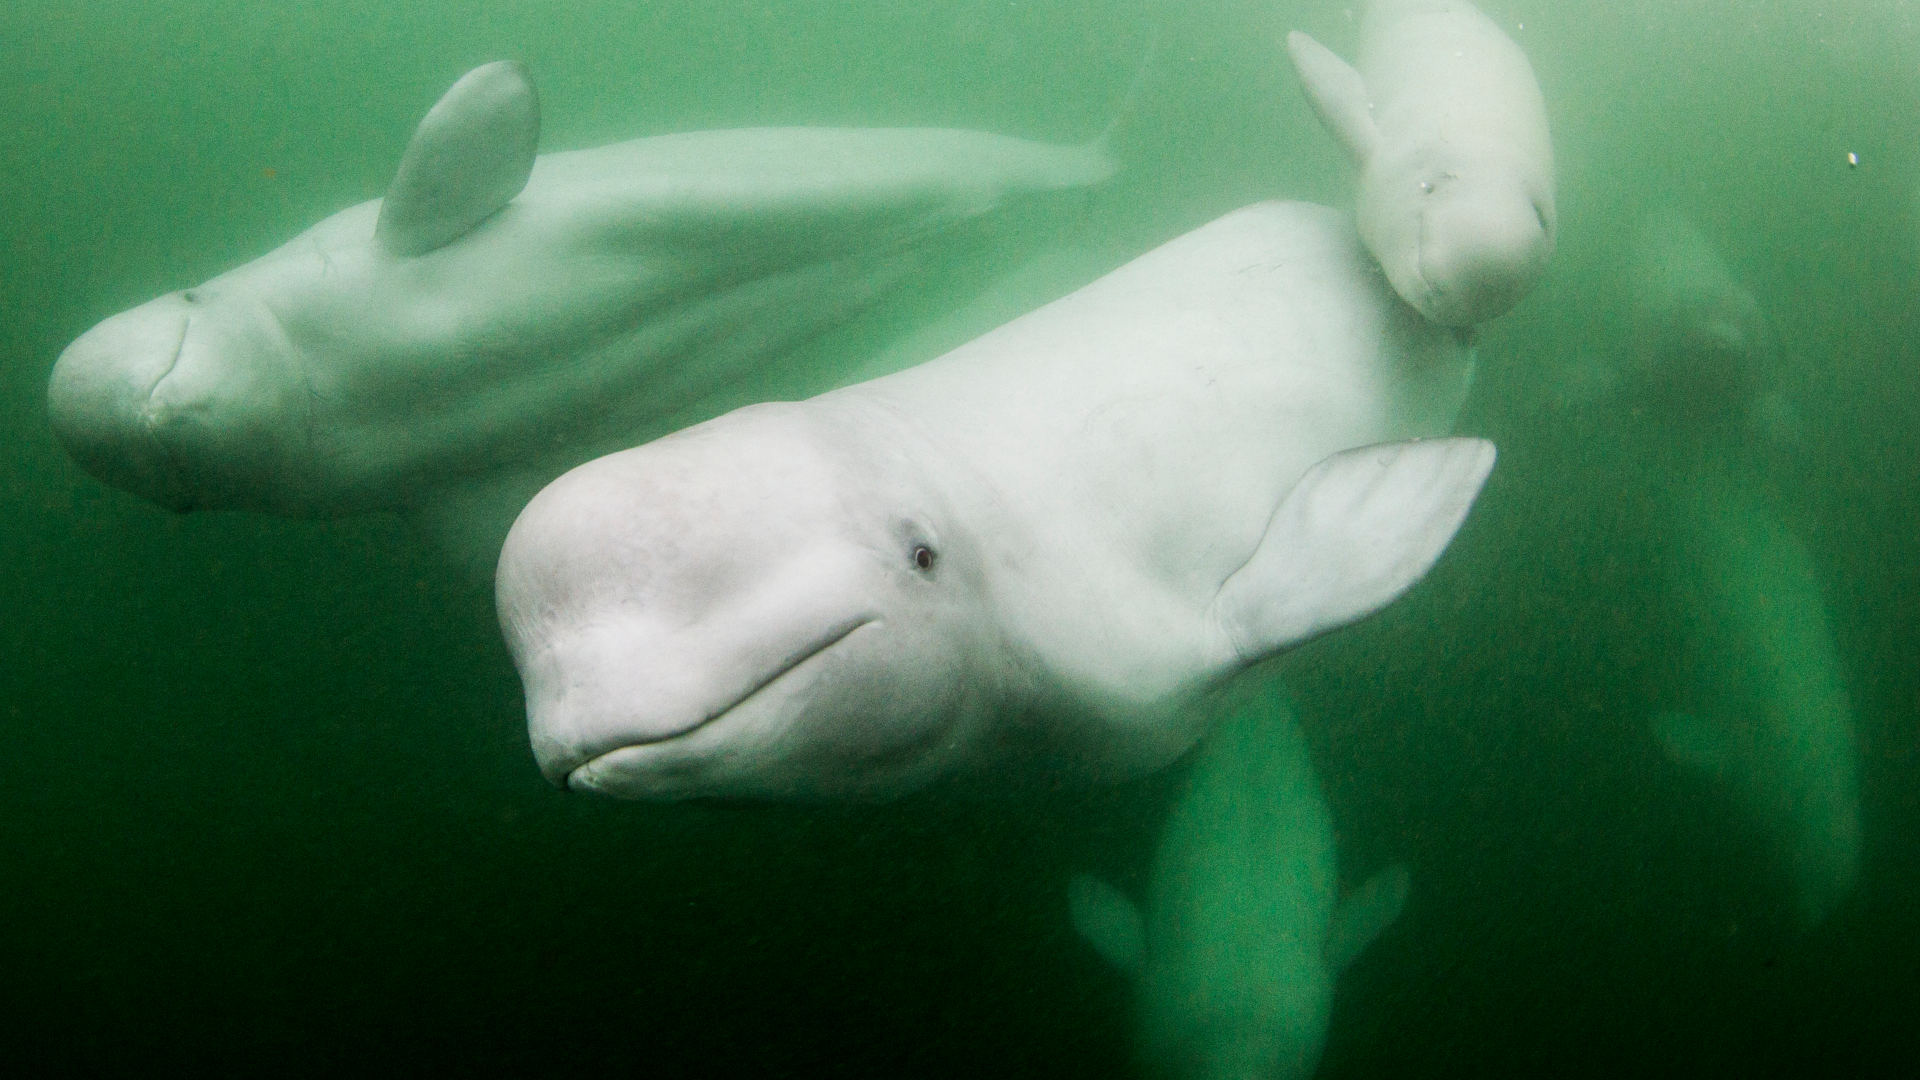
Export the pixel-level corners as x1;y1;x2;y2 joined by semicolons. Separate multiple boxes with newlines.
1070;682;1411;1080
46;61;1122;566
496;201;1495;801
1285;0;1556;326
1611;214;1860;927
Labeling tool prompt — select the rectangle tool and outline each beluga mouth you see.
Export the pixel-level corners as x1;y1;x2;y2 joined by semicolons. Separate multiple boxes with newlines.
560;613;878;793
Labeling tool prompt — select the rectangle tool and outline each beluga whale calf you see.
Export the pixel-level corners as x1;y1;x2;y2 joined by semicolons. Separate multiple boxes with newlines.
1070;682;1411;1080
496;201;1495;801
46;61;1121;566
1285;0;1556;326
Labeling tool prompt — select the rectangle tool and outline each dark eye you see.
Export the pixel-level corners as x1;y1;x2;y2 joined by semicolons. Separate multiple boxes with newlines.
912;545;936;572
181;289;200;303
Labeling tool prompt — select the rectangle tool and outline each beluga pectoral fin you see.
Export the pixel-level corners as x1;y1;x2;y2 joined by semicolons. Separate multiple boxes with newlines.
1284;31;1380;166
1325;862;1411;971
1067;875;1148;975
377;60;541;256
1209;436;1495;663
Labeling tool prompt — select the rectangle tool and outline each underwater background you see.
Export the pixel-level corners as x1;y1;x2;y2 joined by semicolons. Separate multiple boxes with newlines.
2;1;1917;1074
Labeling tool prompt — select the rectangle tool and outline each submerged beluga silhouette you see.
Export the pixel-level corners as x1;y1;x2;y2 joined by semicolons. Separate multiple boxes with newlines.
1070;683;1411;1080
1621;212;1860;927
46;61;1120;566
497;201;1494;801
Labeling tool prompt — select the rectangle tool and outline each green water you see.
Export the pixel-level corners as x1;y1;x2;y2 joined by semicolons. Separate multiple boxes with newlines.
3;1;1917;1074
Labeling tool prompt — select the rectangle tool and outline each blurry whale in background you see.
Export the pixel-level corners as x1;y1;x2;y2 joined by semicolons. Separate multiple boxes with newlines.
1622;210;1798;446
46;61;1118;567
1611;212;1860;926
497;201;1493;801
1653;473;1862;928
1286;0;1555;326
1070;684;1409;1080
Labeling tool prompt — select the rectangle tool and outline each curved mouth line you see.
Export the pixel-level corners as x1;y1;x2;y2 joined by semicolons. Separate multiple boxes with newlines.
137;316;194;507
565;613;877;782
143;315;190;405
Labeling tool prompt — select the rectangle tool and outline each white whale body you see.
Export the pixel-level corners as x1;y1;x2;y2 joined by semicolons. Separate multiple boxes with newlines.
46;61;1117;564
496;201;1493;801
1286;0;1555;326
1070;684;1409;1080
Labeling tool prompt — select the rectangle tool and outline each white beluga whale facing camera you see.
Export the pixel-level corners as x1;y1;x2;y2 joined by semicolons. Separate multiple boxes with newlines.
1070;683;1410;1080
497;201;1495;800
1286;0;1556;326
46;61;1119;564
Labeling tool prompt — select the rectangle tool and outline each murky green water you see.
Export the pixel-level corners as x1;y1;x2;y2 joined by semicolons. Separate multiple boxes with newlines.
3;1;1917;1074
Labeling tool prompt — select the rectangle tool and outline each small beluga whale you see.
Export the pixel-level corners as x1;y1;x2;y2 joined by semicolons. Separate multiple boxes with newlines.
46;61;1120;566
497;201;1494;801
1285;0;1556;326
1070;682;1409;1080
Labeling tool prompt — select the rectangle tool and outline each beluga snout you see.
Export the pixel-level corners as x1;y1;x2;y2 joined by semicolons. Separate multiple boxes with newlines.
48;284;309;513
47;297;195;510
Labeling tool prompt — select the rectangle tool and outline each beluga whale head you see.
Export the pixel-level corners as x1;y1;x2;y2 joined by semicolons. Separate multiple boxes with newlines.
497;401;999;801
47;280;312;512
1284;1;1558;327
47;60;542;517
1358;145;1554;328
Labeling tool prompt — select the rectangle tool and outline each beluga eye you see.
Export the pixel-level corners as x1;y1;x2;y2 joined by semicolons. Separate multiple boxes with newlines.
912;545;936;572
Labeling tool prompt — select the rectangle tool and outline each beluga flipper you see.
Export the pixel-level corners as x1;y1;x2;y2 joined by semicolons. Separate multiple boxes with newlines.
1286;1;1556;326
375;61;541;257
47;60;1122;567
497;202;1493;801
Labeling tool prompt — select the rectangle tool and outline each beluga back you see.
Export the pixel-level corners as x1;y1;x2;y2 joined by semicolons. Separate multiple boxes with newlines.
497;202;1495;801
